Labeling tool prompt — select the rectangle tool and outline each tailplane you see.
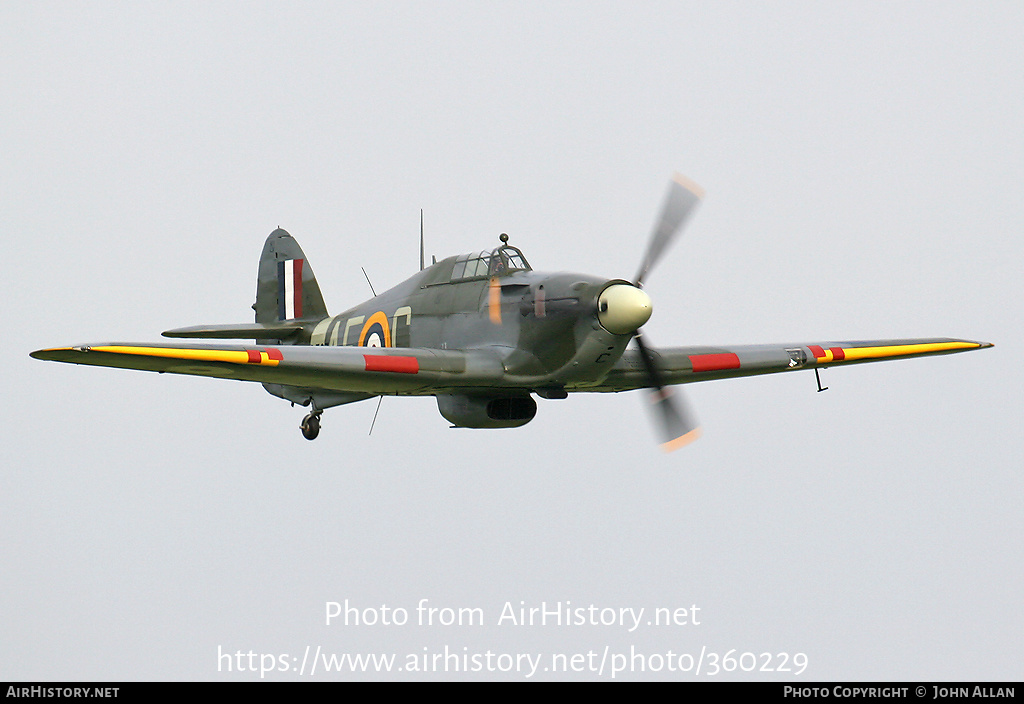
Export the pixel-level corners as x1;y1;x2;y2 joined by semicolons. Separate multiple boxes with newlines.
255;228;328;323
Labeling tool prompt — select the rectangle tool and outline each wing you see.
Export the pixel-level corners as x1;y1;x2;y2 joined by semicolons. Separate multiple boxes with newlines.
30;342;508;395
30;337;993;395
579;338;993;392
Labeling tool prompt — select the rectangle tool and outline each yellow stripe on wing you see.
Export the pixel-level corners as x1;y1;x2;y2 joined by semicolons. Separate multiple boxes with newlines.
91;346;280;366
840;341;982;361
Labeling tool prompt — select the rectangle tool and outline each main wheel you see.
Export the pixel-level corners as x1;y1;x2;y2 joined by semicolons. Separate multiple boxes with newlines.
300;413;320;440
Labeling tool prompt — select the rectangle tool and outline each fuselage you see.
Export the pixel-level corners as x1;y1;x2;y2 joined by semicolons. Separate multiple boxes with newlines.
304;245;646;390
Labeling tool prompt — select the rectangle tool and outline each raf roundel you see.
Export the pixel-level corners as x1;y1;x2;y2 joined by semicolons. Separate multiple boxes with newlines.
359;311;391;348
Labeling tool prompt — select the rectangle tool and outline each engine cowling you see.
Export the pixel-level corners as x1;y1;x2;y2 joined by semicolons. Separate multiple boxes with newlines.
436;393;537;429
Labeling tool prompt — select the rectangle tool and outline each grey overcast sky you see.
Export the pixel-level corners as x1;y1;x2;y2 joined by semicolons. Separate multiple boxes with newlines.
2;1;1021;681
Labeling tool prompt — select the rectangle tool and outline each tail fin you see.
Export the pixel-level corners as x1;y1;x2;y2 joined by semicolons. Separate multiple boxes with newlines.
255;229;328;323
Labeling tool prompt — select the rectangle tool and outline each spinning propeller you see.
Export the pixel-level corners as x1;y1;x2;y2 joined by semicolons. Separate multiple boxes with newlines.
601;174;705;451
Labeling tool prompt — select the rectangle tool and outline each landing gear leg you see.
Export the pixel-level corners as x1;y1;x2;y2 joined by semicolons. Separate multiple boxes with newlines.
300;399;323;440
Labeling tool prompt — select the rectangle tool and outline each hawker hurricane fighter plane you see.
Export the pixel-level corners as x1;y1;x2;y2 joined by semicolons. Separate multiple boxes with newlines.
31;176;992;450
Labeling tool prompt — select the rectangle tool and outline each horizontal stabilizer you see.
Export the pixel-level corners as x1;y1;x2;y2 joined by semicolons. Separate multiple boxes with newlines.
162;322;305;339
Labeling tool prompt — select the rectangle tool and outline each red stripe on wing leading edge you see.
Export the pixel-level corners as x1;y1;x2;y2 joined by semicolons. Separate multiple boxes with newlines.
364;355;420;374
689;353;741;373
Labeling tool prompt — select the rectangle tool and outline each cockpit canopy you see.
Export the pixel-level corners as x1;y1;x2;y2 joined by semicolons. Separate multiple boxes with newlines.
451;246;531;281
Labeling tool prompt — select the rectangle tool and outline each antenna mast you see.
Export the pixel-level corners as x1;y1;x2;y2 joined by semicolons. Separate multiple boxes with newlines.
419;210;425;271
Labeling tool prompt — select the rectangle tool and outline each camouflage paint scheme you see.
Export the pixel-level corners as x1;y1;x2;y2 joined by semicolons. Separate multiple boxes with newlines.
31;178;993;448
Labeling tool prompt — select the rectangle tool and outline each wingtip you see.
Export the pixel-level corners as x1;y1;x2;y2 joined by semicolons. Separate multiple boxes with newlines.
30;347;71;360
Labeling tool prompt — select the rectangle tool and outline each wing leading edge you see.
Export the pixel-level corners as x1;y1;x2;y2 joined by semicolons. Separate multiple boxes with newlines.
580;338;993;392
